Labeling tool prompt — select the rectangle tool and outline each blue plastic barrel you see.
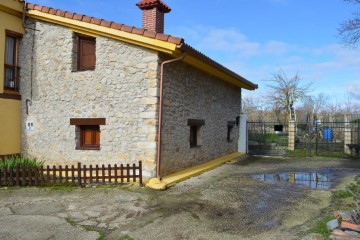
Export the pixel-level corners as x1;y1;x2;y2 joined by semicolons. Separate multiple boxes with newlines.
324;128;333;141
324;129;328;140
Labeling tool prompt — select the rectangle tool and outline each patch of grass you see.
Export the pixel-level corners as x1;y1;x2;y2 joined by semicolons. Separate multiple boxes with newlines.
66;218;106;240
0;155;44;169
65;217;77;226
82;226;106;240
334;190;352;199
48;184;78;191
312;215;333;239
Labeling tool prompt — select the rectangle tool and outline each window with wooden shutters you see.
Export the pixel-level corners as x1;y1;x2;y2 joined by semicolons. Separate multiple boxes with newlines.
70;118;105;150
77;35;96;71
4;31;21;92
80;125;100;150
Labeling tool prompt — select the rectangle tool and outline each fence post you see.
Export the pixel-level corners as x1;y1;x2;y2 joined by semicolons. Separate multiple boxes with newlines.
77;162;82;186
139;161;143;186
288;120;295;151
344;114;352;156
238;113;248;153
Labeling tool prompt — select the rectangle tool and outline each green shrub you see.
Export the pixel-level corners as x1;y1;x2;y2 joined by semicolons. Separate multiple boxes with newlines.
0;156;44;169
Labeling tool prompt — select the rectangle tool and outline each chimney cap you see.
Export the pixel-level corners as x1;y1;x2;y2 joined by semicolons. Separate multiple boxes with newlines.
136;0;171;13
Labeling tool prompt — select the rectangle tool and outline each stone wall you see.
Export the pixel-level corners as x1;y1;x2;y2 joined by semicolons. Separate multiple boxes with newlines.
160;57;241;176
19;20;159;178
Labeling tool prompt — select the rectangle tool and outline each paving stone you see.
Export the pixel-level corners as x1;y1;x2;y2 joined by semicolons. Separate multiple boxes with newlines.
328;219;340;230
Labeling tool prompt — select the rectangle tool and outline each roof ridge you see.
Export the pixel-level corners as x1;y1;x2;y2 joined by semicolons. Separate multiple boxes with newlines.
25;3;184;45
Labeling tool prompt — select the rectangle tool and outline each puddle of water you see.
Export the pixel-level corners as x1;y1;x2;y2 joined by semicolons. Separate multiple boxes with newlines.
252;171;336;190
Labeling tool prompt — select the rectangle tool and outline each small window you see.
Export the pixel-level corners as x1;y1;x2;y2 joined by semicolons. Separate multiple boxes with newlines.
4;31;21;92
227;121;235;142
190;126;198;148
188;119;205;148
70;118;105;150
77;35;96;71
80;125;100;150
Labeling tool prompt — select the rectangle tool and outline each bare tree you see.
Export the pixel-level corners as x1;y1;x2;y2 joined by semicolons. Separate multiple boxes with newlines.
242;96;268;122
266;70;313;121
299;93;328;122
339;0;360;48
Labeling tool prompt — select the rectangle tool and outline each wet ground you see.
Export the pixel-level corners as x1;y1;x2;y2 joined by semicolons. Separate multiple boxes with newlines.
1;156;360;240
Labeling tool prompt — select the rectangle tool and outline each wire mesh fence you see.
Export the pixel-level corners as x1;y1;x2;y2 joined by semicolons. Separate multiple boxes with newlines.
248;119;360;159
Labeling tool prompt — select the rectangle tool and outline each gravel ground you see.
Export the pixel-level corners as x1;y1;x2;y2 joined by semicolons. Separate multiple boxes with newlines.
1;156;360;240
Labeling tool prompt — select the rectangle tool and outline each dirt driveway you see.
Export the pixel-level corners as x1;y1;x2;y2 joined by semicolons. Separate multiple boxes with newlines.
1;156;360;240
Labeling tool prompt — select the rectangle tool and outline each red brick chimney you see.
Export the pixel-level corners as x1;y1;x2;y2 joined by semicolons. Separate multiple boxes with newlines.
136;0;171;33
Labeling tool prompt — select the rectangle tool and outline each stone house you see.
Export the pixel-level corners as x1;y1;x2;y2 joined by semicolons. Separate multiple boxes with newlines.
3;0;257;179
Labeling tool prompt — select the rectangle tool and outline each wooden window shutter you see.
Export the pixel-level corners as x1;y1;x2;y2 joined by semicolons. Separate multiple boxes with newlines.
78;36;96;70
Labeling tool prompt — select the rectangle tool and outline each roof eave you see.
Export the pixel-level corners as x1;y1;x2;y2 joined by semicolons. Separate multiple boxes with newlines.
176;44;258;90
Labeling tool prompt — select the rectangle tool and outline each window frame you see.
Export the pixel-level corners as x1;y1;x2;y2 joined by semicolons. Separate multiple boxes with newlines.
77;35;96;71
4;30;22;93
70;118;106;151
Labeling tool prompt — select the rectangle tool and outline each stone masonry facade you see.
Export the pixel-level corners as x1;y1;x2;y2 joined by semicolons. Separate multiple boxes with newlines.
20;20;160;179
19;19;242;179
160;56;241;176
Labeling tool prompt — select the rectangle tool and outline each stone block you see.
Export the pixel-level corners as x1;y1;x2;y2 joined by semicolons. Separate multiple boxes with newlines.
148;62;158;71
147;88;159;97
141;97;158;105
147;79;158;88
139;112;157;119
147;134;157;141
137;142;157;149
145;71;157;79
327;219;339;231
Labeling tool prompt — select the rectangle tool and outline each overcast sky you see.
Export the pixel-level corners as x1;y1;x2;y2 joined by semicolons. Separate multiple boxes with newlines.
27;0;360;104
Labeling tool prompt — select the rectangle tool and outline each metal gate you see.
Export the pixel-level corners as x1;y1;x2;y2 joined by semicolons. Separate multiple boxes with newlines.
247;120;360;159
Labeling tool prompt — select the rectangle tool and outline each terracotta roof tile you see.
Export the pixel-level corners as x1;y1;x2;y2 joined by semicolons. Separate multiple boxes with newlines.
167;36;183;45
155;33;169;41
132;28;145;35
110;23;123;30
64;11;74;19
48;8;56;15
42;7;50;13
27;3;35;9
73;14;83;21
143;30;156;38
55;10;65;17
121;25;133;33
82;16;91;23
100;20;112;27
33;5;42;11
90;17;101;25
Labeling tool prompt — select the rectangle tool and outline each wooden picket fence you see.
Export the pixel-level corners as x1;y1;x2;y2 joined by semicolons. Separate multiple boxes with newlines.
0;161;142;187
